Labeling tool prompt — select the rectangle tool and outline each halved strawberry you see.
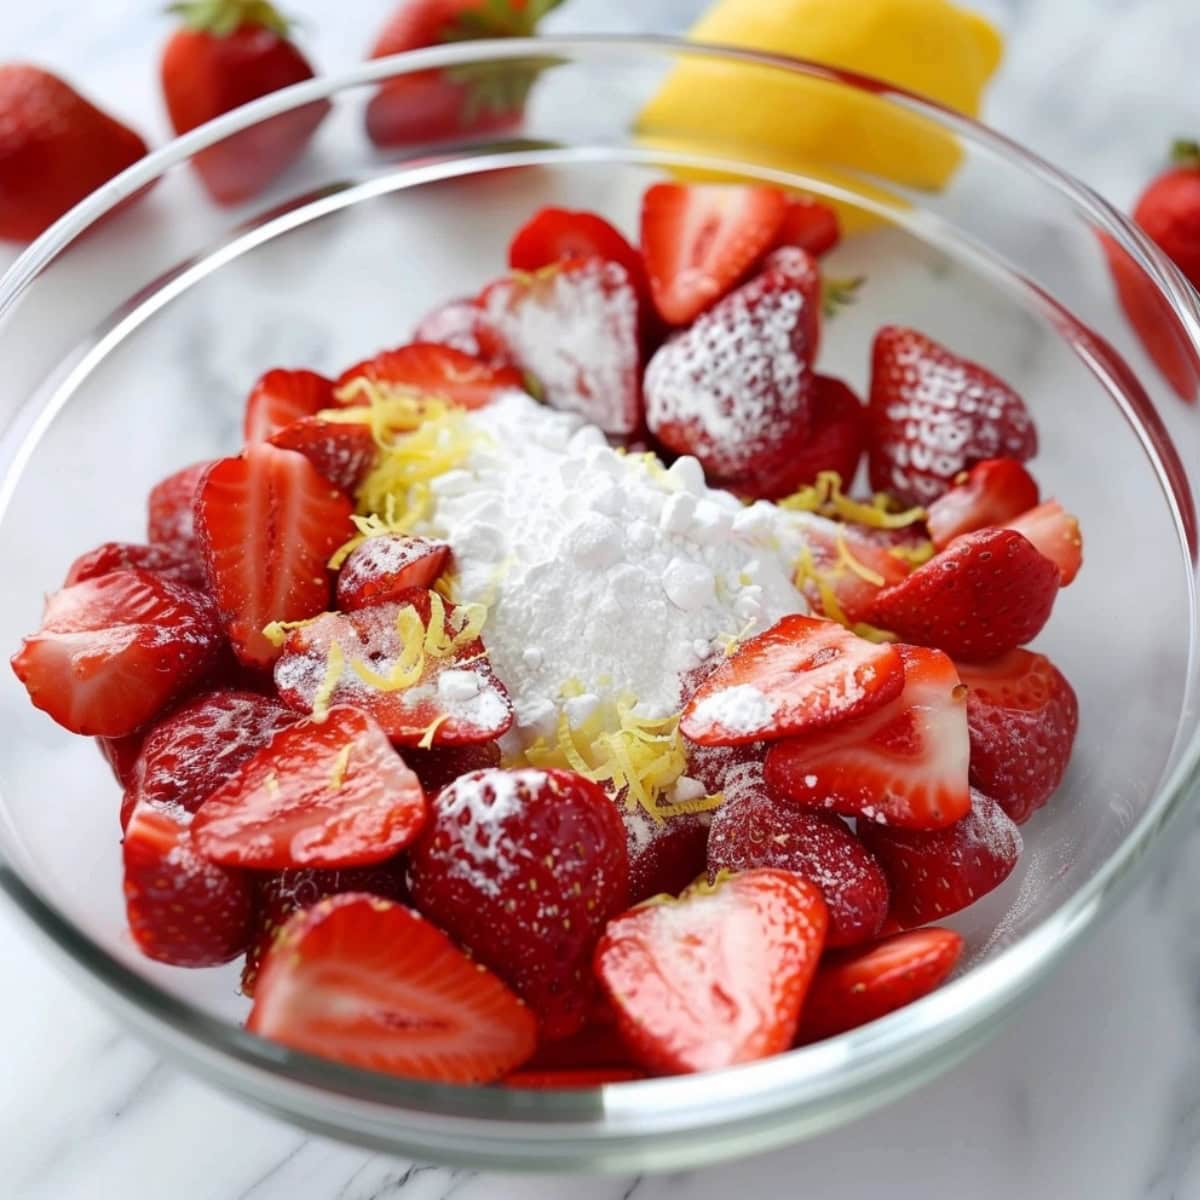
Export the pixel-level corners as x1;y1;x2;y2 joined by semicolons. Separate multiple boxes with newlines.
764;644;970;830
859;789;1022;926
926;458;1040;550
867;326;1038;506
194;444;354;669
641;183;788;326
64;540;205;590
193;706;427;870
98;730;146;788
273;590;513;747
776;196;841;258
412;296;516;369
268;416;379;495
479;258;642;434
147;460;213;562
594;869;827;1074
335;534;451;612
11;569;223;737
868;528;1061;662
404;739;501;796
247;893;537;1082
621;800;711;905
680;614;904;746
123;802;253;967
243;368;335;445
957;650;1079;824
1006;501;1083;586
501;1067;646;1088
334;342;524;410
795;927;964;1043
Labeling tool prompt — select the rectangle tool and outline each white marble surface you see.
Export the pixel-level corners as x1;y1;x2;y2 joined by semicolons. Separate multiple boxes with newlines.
3;1;1200;1197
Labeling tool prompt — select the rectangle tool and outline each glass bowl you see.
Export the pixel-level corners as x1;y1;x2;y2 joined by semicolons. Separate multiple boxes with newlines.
1;36;1199;1174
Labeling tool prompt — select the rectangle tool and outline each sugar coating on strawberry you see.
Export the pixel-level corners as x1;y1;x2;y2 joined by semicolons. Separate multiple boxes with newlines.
335;534;451;612
683;738;767;795
269;416;379;495
147;460;213;563
621;799;711;904
65;541;206;590
413;297;507;363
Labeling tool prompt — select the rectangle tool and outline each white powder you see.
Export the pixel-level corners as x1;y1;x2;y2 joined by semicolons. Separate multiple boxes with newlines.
688;684;778;738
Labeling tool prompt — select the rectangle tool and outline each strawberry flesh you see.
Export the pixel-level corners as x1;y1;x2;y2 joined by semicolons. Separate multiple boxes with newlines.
403;739;501;796
412;296;516;369
1006;500;1083;586
268;416;379;495
620;798;711;904
65;540;206;590
335;342;524;411
147;460;213;564
243;368;335;445
98;730;146;788
775;196;841;258
335;534;451;611
926;458;1040;550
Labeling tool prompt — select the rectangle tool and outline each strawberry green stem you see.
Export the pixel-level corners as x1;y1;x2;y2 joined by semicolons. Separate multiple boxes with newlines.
1171;139;1200;169
445;0;567;40
820;275;864;319
167;0;291;38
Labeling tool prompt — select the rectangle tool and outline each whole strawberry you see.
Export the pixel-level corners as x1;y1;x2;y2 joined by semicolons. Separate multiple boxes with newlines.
0;65;149;242
161;0;329;205
1134;140;1200;290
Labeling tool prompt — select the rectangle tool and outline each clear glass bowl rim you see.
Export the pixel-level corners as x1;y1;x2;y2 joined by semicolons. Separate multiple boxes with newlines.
1;33;1199;1145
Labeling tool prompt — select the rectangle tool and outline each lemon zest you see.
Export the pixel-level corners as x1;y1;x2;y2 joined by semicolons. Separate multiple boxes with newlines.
851;621;900;644
329;744;352;790
418;713;452;750
835;530;886;588
262;615;324;648
888;540;936;567
311;642;345;723
778;470;925;529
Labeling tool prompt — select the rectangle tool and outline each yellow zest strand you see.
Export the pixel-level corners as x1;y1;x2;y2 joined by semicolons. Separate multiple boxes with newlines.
329;744;352;790
262;614;325;648
418;713;452;750
656;792;726;820
555;711;595;775
311;642;345;723
835;530;886;587
852;621;900;644
778;470;926;529
888;540;936;567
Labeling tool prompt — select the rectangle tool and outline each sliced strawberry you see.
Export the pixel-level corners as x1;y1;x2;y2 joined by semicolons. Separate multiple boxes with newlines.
194;444;354;669
867;326;1038;506
1006;500;1083;586
795;927;964;1043
683;739;767;795
334;342;524;411
680;614;904;746
925;458;1040;550
479;258;642;434
525;1019;633;1071
868;528;1060;662
243;368;335;445
644;247;820;480
595;869;827;1073
247;893;537;1082
403;739;501;796
11;569;223;737
412;296;516;369
501;1067;646;1088
268;416;379;495
123;803;253;967
98;730;146;788
859;789;1022;927
958;650;1079;824
64;540;205;590
408;767;628;1039
193;706;427;870
764;644;971;830
335;534;451;611
120;689;296;830
621;800;711;905
146;460;213;562
640;183;788;326
273;591;513;747
776;196;841;258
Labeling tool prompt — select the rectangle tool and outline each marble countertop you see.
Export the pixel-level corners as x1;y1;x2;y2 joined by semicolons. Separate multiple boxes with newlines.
3;1;1200;1197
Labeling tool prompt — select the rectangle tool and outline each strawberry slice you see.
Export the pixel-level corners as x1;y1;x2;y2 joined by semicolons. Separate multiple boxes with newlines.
925;458;1040;550
123;802;253;967
98;730;146;788
776;196;841;258
858;789;1022;926
479;258;642;434
65;540;205;590
958;650;1079;824
247;893;537;1082
621;800;711;905
194;444;354;669
868;528;1061;662
11;569;223;737
412;297;516;369
147;460;213;563
335;534;451;612
1006;500;1083;586
764;644;971;830
268;416;379;495
404;739;501;796
867;326;1038;506
594;869;827;1073
334;342;524;411
795;927;964;1043
680;614;905;746
192;706;427;870
273;590;513;747
640;183;788;326
644;246;820;481
501;1067;646;1088
243;368;335;445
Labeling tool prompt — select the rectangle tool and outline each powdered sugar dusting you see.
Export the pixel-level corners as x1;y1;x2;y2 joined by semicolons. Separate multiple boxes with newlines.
688;684;778;737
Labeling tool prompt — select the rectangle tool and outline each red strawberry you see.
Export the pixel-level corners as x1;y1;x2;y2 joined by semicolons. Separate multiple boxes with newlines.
594;869;827;1073
147;460;213;563
243;368;334;444
273;591;513;746
1134;140;1200;290
683;740;767;795
776;196;841;258
268;416;379;495
120;689;296;830
193;706;427;870
479;258;642;434
408;767;629;1039
403;739;501;795
335;534;451;611
194;444;354;668
868;528;1060;662
795;927;964;1043
247;893;537;1081
619;799;711;905
859;789;1022;927
98;731;146;788
64;541;205;590
335;342;524;410
123;803;253;967
680;614;905;746
867;326;1038;506
160;1;330;205
706;766;888;947
1006;501;1083;586
412;296;516;368
0;64;149;243
11;570;223;737
501;1067;646;1088
525;1019;633;1071
958;650;1079;824
926;458;1040;549
644;247;820;480
764;644;970;831
640;183;788;325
